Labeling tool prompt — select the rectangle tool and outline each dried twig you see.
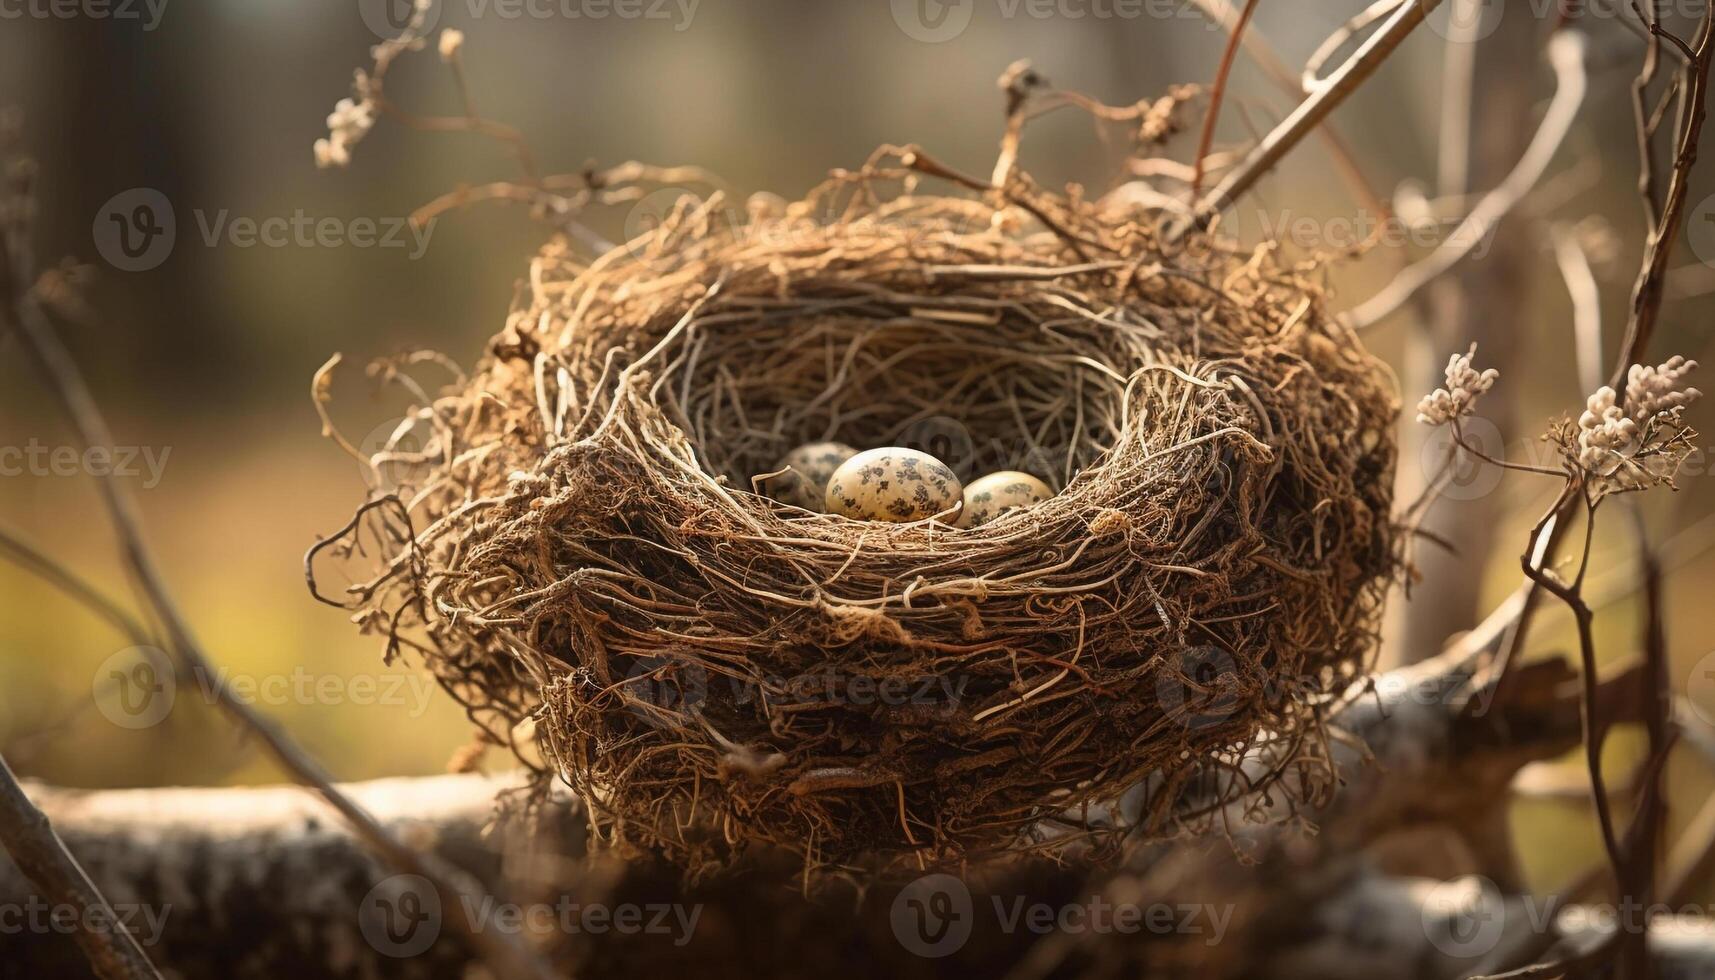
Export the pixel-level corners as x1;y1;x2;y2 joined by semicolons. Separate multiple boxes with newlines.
1185;0;1388;218
1177;0;1444;233
1553;224;1604;397
0;168;556;980
1612;3;1715;387
1190;0;1260;198
1347;30;1589;329
0;753;160;980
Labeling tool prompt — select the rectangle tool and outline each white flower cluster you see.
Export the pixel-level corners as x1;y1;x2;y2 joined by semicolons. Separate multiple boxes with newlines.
1623;355;1701;421
439;28;465;63
1575;387;1640;476
313;0;438;169
1416;345;1499;426
314;91;376;169
1575;357;1700;491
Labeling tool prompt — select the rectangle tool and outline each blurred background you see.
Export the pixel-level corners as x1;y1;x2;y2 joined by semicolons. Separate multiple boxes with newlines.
0;0;1710;901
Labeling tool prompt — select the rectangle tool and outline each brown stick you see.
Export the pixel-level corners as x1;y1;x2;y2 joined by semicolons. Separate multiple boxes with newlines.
1190;0;1260;199
1612;6;1715;387
0;228;556;980
0;753;161;980
1178;0;1445;233
1346;29;1589;329
1185;0;1388;219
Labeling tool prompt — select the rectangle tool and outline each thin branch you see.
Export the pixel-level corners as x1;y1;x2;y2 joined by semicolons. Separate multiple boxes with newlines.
1190;0;1261;199
0;526;154;643
1612;8;1715;387
1666;787;1715;904
1346;30;1589;329
0;225;557;980
1552;223;1605;397
1516;491;1627;881
1176;0;1445;234
0;752;161;980
1185;0;1389;219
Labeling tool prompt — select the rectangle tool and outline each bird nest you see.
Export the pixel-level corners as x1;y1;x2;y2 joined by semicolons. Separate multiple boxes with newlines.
314;157;1398;875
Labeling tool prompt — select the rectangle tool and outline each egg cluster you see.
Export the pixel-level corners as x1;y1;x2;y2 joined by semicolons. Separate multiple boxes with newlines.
762;441;1052;527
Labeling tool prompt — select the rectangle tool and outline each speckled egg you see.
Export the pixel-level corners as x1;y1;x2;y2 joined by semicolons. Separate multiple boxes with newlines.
956;471;1053;528
765;441;858;512
825;448;962;523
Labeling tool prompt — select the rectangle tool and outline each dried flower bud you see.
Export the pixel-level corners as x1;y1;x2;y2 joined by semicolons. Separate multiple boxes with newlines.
439;28;465;63
1623;356;1701;422
1416;344;1499;426
1576;387;1638;476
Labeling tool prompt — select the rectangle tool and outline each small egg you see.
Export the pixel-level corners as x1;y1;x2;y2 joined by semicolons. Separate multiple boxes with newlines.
825;448;962;523
957;471;1053;528
765;441;858;512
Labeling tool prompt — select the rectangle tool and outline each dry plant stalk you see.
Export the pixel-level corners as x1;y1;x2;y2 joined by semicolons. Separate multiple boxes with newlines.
314;152;1399;874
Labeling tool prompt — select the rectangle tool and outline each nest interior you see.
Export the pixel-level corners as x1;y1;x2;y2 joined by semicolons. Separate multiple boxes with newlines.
329;170;1400;874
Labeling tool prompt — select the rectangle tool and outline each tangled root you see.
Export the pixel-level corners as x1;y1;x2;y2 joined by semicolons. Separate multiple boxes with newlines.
316;156;1398;875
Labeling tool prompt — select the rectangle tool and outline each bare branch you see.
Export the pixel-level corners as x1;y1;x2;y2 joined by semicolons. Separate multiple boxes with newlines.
1177;0;1445;234
1346;31;1589;329
0;753;160;980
